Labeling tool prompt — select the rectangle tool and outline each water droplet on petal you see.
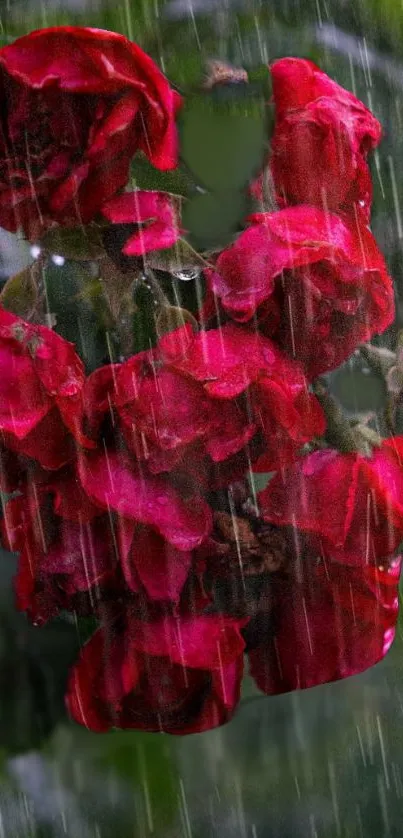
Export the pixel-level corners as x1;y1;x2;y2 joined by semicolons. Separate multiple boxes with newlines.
173;268;202;282
52;254;65;266
30;244;41;259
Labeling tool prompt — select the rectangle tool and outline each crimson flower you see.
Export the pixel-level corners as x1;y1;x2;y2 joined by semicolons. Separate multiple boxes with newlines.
66;612;246;733
205;207;394;378
76;445;212;602
144;322;324;471
0;27;182;238
113;337;257;474
258;437;403;566
253;57;381;220
83;323;323;477
0;306;93;471
2;455;208;621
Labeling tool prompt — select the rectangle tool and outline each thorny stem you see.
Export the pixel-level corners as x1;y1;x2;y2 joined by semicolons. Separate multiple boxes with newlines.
359;342;395;378
97;256;141;358
261;165;277;213
313;378;382;456
360;342;401;435
313;379;361;453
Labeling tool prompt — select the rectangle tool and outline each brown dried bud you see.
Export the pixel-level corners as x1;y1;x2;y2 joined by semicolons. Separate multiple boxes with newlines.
211;511;290;577
202;60;248;89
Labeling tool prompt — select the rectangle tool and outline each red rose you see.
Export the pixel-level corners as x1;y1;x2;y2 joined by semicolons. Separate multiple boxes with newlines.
253;57;381;219
248;556;401;695
0;306;93;470
2;459;204;620
155;323;325;470
66;612;246;733
206;207;394;378
84;323;323;477
258;437;403;565
114;340;257;473
0;27;182;238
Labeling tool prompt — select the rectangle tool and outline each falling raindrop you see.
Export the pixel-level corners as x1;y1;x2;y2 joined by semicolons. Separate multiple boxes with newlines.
30;244;41;259
51;254;66;267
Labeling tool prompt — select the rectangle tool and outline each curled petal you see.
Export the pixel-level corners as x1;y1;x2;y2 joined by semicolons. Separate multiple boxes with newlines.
124;525;192;602
102;190;181;255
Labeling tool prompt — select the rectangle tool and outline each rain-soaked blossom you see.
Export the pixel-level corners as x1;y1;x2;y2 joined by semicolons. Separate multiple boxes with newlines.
252;57;381;220
0;30;400;737
77;449;213;554
1;468;114;624
248;555;401;694
205;207;394;378
258;437;403;566
66;612;246;733
1;460;209;621
112;322;325;473
0;27;182;239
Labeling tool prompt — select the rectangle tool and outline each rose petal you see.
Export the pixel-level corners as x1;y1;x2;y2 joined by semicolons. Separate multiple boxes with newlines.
78;450;212;550
125;525;192;602
129;614;246;669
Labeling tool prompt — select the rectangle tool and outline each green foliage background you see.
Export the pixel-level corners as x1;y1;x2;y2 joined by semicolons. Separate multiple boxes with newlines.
1;0;403;835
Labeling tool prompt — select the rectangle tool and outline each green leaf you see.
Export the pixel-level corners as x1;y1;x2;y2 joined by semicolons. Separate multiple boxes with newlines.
179;93;268;191
43;261;115;372
247;64;273;97
0;264;38;319
329;360;387;415
132;282;157;354
48;726;179;836
145;236;207;273
155;304;198;338
130;153;196;197
41;225;105;261
156;268;207;319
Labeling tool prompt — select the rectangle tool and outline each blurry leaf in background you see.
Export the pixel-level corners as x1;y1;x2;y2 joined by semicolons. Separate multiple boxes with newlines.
179;93;268;191
0;552;79;756
182;189;248;250
42;725;179;837
328;356;387;416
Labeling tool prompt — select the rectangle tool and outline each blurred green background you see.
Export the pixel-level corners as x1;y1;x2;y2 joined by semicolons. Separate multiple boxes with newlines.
2;0;403;835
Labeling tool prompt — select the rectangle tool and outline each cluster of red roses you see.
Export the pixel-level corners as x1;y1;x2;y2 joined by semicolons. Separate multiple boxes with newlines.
0;28;401;734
